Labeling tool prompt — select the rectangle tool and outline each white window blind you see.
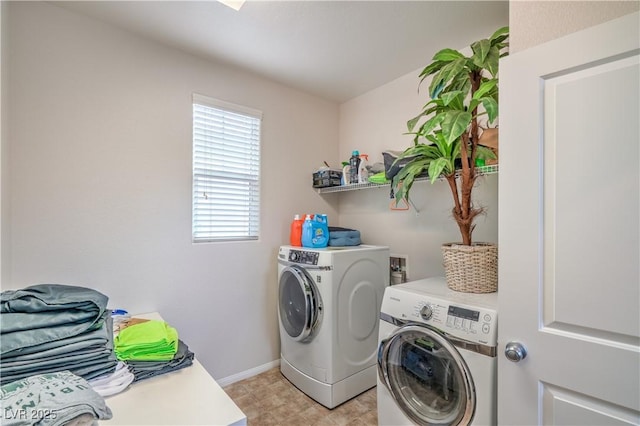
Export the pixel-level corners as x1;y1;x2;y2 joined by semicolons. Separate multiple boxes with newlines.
192;94;261;243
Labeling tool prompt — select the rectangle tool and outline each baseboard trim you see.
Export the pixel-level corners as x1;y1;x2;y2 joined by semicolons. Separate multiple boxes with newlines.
217;359;281;387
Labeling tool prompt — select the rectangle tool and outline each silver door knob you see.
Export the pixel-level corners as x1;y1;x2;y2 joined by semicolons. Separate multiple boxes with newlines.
505;341;527;362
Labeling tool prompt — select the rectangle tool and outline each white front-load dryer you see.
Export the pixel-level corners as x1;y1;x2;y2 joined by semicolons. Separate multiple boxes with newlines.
278;245;389;409
377;277;498;425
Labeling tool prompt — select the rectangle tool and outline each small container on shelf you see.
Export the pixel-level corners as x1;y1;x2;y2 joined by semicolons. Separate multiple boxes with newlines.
312;169;343;188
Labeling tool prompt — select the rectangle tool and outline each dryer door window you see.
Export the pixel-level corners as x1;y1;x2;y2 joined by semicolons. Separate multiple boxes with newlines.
378;324;475;426
278;266;322;342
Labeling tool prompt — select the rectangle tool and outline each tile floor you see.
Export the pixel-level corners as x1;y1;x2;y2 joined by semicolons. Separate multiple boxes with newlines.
223;367;378;425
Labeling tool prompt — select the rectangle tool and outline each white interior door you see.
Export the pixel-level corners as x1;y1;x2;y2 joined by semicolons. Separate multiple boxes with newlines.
498;12;640;425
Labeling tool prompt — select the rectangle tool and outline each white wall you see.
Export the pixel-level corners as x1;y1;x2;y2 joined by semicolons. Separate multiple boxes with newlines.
1;1;8;288
510;1;639;53
337;51;499;281
3;1;339;380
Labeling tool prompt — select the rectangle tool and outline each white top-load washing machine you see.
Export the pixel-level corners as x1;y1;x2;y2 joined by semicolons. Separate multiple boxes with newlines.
377;277;498;426
277;244;390;409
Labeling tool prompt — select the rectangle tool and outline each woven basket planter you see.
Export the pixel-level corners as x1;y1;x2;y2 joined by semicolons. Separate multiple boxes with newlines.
442;242;498;293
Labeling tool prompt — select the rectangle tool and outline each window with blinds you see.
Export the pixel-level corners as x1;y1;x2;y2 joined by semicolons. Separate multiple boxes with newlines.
192;94;261;243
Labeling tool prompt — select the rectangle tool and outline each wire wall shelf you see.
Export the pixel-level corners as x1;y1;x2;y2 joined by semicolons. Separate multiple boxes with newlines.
316;164;499;194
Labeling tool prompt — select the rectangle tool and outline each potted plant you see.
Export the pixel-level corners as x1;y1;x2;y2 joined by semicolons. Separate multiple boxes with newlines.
392;27;509;293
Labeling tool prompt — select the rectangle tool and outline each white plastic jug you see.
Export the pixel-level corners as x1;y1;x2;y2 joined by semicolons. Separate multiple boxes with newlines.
342;165;351;186
358;154;369;183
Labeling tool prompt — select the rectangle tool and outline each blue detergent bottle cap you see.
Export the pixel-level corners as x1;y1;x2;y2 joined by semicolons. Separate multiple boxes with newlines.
352;150;359;156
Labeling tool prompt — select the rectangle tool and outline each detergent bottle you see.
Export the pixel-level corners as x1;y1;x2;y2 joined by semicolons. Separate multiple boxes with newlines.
289;214;303;246
310;214;329;248
301;214;314;248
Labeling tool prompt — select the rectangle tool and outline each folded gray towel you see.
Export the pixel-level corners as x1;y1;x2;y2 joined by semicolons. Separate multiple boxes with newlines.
1;284;108;355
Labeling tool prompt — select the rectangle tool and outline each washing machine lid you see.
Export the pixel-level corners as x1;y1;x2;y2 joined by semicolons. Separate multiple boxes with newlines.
378;323;475;426
278;265;323;342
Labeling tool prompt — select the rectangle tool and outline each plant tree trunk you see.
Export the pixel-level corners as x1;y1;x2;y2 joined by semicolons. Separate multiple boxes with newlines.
448;70;484;246
446;174;477;246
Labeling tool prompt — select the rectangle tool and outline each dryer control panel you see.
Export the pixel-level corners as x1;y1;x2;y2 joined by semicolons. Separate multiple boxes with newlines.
288;250;319;265
380;278;498;347
413;300;496;345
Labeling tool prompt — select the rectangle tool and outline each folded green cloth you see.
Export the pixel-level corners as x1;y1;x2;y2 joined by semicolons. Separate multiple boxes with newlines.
368;171;390;184
114;320;178;361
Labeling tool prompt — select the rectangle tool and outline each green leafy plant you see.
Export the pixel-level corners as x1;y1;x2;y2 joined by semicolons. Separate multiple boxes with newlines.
392;27;509;245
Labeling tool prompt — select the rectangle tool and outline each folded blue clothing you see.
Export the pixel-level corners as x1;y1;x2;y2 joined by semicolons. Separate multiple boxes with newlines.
328;227;361;246
0;314;117;386
1;284;108;355
2;338;109;363
1;315;111;360
1;346;113;370
0;353;118;386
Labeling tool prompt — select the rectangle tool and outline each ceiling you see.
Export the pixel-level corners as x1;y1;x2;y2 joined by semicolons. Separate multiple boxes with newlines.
53;1;509;103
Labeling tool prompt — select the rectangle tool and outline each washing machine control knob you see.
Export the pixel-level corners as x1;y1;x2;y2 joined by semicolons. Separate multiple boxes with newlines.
420;305;433;321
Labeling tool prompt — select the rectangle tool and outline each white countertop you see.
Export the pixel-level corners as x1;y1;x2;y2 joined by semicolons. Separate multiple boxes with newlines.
101;312;246;425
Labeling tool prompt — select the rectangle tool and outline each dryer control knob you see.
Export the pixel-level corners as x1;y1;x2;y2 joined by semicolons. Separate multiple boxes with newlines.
420;305;433;320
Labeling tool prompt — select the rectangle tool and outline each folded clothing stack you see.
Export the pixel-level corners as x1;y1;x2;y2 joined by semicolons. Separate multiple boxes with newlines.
328;227;361;246
0;284;118;386
115;319;194;383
